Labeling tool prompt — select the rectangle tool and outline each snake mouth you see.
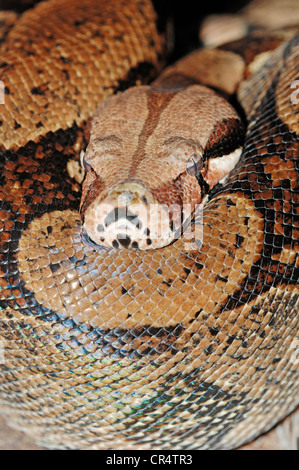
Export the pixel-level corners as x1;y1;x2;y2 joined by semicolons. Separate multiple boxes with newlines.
82;181;195;250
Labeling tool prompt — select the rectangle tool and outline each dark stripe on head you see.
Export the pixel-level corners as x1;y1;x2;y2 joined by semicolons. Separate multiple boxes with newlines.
130;88;178;173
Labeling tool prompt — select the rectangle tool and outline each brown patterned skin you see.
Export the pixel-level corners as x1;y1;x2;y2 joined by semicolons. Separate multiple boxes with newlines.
0;0;298;450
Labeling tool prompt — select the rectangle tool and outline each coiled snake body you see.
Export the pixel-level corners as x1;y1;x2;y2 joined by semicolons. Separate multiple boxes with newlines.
0;0;298;450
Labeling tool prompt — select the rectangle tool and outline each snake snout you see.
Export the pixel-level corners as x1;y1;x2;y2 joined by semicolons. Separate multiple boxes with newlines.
83;181;179;249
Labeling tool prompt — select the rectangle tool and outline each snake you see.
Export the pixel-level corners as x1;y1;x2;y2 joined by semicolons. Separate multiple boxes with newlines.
0;0;298;450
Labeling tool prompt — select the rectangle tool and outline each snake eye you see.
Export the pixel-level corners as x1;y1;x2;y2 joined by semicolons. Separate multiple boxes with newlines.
80;150;92;172
186;153;202;177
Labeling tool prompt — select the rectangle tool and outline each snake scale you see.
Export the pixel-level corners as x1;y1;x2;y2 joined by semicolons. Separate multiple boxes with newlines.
0;0;298;450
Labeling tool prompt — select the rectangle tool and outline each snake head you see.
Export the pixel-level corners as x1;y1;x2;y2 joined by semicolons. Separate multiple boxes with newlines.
80;84;244;250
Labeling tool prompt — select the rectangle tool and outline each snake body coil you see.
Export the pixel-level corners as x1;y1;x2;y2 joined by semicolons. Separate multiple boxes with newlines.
0;0;298;450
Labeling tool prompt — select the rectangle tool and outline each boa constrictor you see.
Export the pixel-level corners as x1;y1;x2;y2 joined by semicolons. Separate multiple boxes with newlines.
0;0;298;450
